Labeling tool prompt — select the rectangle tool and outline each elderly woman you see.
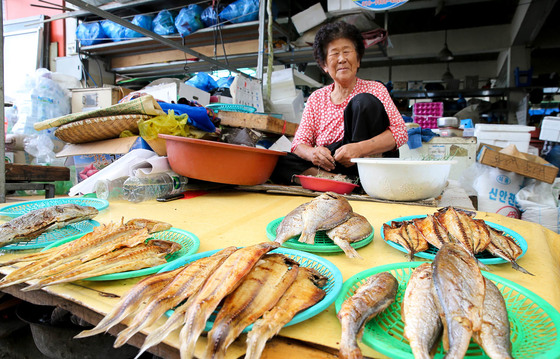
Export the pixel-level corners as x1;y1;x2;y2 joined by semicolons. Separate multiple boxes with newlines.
271;21;408;184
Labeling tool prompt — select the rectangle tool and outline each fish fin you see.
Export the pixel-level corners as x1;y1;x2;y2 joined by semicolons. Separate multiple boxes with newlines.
332;237;363;259
298;231;316;245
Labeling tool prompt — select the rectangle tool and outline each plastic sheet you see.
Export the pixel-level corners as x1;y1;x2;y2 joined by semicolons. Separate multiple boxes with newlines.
157;102;216;133
101;20;127;42
201;4;224;27
185;72;218;93
124;14;154;39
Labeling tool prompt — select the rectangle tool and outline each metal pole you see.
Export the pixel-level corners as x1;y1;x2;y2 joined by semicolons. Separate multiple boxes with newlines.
0;0;6;203
256;0;266;81
64;0;242;75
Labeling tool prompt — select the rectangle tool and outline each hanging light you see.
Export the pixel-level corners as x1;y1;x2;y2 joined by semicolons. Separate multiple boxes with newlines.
438;29;454;62
442;63;454;81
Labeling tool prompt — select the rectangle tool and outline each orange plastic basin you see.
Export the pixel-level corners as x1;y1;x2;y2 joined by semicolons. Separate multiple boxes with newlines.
159;134;287;186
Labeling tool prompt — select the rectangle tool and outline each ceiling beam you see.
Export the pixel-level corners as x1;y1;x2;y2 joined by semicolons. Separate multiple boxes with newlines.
511;0;558;46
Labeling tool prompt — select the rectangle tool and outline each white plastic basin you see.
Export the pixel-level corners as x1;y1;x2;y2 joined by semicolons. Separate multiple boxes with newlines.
351;158;456;201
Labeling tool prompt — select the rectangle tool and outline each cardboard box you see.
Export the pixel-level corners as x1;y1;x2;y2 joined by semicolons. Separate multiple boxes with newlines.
540;116;560;142
56;136;154;183
291;3;327;34
141;82;211;106
71;86;133;113
477;144;559;184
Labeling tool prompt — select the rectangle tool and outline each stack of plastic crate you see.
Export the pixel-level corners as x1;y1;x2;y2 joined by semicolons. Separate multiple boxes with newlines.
413;102;443;129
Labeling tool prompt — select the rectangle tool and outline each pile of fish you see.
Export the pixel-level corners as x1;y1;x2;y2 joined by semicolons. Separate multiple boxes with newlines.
337;272;399;358
383;206;532;275
402;243;513;359
275;192;373;259
0;218;177;290
0;203;99;248
76;242;327;359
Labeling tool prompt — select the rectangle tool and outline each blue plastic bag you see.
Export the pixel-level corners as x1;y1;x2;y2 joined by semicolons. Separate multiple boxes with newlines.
185;73;219;93
124;14;154;39
76;22;107;46
216;76;235;88
219;0;259;24
153;10;177;35
175;4;204;37
201;4;225;27
101;20;127;42
157;102;216;133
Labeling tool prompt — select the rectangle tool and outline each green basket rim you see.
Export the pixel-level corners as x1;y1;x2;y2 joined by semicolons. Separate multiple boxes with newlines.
41;227;200;281
335;261;560;359
0;198;109;218
266;216;374;253
382;215;528;265
206;103;256;113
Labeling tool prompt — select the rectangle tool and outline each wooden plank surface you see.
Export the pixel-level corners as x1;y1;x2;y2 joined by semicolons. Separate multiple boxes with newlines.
5;164;70;182
219;111;299;136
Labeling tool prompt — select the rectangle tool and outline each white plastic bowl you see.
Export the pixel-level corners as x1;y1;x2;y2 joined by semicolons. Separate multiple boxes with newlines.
351;158;456;201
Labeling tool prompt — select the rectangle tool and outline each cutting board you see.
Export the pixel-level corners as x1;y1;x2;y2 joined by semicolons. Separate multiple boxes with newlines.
218;111;299;136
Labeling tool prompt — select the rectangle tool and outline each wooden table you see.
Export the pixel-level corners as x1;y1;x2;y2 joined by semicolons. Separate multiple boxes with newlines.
1;191;559;358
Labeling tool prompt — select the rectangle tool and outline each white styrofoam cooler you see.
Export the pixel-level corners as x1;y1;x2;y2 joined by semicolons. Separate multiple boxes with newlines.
540;116;560;142
291;3;327;34
474;124;535;153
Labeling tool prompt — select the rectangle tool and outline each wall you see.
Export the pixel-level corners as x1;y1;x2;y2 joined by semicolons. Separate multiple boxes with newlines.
4;0;65;57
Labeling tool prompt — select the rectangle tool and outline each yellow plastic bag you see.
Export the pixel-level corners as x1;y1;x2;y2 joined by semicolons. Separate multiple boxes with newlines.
136;110;189;140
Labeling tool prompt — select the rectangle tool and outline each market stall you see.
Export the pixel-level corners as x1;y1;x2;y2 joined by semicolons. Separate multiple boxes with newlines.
1;191;559;359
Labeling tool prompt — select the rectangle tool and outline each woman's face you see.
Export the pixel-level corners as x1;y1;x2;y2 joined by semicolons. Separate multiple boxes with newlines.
323;38;360;85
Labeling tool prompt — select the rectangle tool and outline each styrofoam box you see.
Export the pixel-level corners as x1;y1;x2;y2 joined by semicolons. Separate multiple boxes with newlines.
474;124;535;153
270;89;305;124
540;116;560;142
291;3;327;34
328;0;359;12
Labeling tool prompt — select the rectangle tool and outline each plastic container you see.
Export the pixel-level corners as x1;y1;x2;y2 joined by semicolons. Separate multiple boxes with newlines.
94;176;129;200
475;124;535;153
122;172;188;203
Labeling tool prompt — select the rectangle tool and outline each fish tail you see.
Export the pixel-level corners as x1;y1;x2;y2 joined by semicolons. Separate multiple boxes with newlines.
332;237;362;259
245;321;281;359
298;229;315;244
136;309;185;354
339;347;363;359
179;316;197;359
180;305;207;359
512;261;534;276
75;307;130;339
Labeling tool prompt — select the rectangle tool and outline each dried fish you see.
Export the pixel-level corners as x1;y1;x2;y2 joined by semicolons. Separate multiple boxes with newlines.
75;266;185;339
337;272;398;359
0;203;98;248
125;218;172;233
205;253;299;359
245;267;327;359
179;242;280;359
486;227;533;275
383;221;428;261
326;212;372;259
274;203;306;244
299;192;353;244
402;263;442;359
412;214;450;249
112;246;236;348
473;278;513;359
432;243;486;359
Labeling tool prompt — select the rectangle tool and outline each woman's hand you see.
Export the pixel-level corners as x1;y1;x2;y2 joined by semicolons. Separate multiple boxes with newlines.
311;146;336;171
334;143;364;167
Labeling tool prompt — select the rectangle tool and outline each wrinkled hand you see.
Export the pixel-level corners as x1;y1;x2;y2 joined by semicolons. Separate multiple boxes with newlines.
334;143;363;167
311;146;336;171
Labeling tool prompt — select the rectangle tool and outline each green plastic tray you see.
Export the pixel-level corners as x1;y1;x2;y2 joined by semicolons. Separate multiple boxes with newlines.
1;220;100;251
206;103;256;113
160;246;343;332
42;227;200;281
0;197;109;218
335;262;560;359
382;215;528;265
266;216;374;254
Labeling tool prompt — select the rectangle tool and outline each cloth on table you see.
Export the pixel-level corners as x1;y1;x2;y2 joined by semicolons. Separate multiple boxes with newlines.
407;127;438;149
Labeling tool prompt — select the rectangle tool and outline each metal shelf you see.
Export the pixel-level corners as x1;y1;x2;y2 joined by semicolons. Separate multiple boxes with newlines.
392;88;509;99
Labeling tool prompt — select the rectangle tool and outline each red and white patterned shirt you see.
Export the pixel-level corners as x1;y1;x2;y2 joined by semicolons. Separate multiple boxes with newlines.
291;78;408;152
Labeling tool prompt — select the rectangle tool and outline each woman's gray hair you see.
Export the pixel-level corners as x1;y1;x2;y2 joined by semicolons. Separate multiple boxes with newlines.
313;21;365;69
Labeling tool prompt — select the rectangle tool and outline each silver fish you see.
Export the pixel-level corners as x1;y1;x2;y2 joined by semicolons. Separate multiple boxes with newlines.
299;192;353;244
486;226;533;275
274;203;306;244
326;212;372;259
432;243;486;359
0;203;98;248
337;272;398;359
402;263;442;359
473;278;513;359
